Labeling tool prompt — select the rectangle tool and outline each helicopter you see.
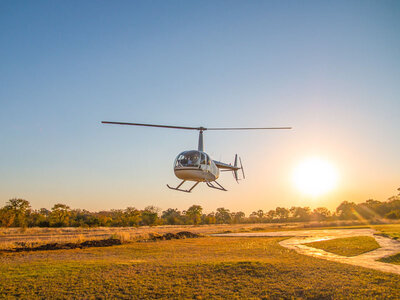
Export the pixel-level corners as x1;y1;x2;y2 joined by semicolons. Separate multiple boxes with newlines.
102;121;292;193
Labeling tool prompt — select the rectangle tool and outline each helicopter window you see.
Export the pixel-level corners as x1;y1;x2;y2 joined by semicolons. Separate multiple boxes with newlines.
200;153;206;165
206;154;211;165
176;151;200;167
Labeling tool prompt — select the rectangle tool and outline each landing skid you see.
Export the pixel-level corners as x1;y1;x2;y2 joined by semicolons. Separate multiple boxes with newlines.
206;181;227;191
166;180;227;192
167;180;200;193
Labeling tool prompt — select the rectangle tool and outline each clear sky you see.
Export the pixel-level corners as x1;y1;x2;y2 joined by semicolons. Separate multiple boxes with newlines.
1;0;399;214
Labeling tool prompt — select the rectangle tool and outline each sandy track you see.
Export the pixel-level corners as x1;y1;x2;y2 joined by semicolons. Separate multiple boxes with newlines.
213;229;400;275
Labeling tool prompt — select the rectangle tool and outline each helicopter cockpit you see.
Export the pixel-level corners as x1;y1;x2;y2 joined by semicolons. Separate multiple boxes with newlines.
175;150;211;168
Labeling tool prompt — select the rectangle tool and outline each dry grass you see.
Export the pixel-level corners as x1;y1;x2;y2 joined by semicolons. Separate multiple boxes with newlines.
1;222;398;251
0;223;299;250
1;236;400;298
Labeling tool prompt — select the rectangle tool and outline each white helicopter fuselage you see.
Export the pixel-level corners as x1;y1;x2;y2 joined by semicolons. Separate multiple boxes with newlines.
173;150;219;182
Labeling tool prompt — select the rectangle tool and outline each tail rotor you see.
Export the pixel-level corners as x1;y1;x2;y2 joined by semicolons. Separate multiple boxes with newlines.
233;154;245;183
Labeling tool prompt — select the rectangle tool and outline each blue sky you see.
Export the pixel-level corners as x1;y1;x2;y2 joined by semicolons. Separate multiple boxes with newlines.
1;1;399;213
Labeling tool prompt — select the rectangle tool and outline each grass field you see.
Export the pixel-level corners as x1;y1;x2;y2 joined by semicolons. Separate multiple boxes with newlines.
0;221;383;251
372;224;400;240
1;236;400;299
305;236;381;257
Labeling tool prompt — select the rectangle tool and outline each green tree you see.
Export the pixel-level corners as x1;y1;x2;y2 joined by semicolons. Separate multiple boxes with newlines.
28;209;50;227
336;201;357;220
184;205;203;225
5;198;31;227
311;207;331;221
266;210;276;222
124;207;141;226
0;207;15;228
50;203;71;227
215;207;232;224
162;208;183;225
202;212;216;224
290;207;311;221
385;210;400;219
275;207;289;221
141;206;160;226
232;211;245;223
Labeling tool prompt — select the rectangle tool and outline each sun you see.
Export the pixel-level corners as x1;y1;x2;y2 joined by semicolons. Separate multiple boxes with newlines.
292;157;338;197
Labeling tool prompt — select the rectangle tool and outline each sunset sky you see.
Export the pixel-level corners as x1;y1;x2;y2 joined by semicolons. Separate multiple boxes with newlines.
1;1;399;214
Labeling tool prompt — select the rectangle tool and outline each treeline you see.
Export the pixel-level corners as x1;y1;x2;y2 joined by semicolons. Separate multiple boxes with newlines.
1;189;399;228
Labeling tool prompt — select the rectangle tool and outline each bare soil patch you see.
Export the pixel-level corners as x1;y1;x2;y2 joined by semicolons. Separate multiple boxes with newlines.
139;231;201;242
1;238;122;253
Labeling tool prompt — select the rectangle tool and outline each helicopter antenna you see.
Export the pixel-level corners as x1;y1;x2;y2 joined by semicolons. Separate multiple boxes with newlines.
101;121;292;152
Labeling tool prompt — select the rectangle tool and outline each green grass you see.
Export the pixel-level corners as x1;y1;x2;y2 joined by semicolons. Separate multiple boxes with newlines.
379;253;400;265
305;236;380;257
1;237;400;299
372;224;400;240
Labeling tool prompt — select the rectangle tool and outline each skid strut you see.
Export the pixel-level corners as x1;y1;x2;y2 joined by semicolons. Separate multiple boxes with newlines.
205;181;227;191
167;180;200;193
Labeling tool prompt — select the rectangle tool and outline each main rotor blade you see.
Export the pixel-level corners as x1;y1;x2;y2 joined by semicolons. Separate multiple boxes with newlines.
206;127;292;130
101;121;201;130
102;121;292;131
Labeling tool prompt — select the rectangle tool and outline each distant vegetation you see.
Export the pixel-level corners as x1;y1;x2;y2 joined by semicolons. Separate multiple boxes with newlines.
1;188;399;228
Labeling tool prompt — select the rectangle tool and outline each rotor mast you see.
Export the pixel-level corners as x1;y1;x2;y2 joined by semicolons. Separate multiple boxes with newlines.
198;127;206;152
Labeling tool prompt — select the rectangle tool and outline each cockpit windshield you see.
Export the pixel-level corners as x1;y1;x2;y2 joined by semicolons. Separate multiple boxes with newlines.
175;151;201;167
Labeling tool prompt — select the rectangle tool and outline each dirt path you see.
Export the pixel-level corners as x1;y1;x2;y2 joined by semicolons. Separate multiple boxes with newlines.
212;229;400;275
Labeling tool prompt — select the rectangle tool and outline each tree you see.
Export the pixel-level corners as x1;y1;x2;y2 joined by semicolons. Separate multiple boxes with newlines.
28;209;49;227
0;207;15;228
141;206;160;226
50;203;71;227
232;211;245;224
184;205;203;225
336;201;357;220
250;210;264;219
266;210;276;222
162;208;183;225
215;207;232;224
202;212;216;224
385;210;400;219
123;207;141;226
275;207;289;221
4;198;31;227
290;207;311;222
311;207;331;221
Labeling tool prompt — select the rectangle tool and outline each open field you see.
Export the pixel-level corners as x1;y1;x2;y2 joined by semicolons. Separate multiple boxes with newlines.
1;236;400;299
0;223;300;250
1;221;395;250
305;236;381;257
1;224;400;298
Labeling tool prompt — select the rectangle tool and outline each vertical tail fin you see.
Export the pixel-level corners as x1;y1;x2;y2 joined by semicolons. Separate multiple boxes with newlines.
233;154;239;182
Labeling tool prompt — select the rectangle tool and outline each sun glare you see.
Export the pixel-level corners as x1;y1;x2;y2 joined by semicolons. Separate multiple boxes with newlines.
293;157;338;197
